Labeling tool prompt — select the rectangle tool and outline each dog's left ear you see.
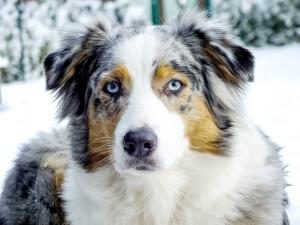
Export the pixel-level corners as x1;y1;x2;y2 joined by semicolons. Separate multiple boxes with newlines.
173;12;254;86
201;37;254;86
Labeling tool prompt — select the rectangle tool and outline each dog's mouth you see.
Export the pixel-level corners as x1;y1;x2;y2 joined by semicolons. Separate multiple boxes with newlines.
126;158;158;172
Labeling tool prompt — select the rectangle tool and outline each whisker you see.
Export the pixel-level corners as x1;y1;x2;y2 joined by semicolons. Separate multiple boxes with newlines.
87;148;112;155
89;137;113;145
93;156;113;168
89;143;113;149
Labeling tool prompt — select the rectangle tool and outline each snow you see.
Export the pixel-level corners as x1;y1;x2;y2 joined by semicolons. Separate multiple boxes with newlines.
0;44;299;223
0;57;8;68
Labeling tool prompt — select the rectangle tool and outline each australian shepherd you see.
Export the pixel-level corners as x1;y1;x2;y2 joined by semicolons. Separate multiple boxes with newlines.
0;11;288;225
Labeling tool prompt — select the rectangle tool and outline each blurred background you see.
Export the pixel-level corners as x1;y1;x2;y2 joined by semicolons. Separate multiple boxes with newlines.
0;0;299;224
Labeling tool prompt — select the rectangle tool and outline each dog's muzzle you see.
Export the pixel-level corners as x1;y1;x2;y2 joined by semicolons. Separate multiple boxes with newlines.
123;127;158;170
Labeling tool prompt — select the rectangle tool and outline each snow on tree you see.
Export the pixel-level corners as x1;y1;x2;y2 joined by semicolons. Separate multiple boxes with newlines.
0;0;21;82
215;0;300;46
0;0;149;83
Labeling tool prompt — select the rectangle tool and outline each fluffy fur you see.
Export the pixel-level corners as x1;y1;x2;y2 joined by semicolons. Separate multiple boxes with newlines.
0;11;289;225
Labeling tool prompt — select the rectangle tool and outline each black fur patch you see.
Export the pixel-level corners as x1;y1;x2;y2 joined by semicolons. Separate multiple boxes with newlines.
231;45;254;82
44;48;72;90
14;161;39;199
0;216;6;225
69;116;91;168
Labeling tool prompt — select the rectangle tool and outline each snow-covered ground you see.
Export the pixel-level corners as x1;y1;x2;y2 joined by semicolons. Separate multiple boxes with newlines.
0;44;299;224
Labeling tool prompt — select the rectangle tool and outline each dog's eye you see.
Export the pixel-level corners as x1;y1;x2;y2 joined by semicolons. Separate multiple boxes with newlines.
104;81;121;95
167;79;184;93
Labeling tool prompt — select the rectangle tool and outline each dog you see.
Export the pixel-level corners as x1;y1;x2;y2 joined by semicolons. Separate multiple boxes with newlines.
0;11;289;225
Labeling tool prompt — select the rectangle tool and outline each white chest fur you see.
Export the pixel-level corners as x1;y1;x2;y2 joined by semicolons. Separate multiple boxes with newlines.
63;162;263;225
62;123;281;225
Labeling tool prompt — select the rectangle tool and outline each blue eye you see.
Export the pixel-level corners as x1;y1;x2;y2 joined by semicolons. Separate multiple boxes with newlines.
104;81;121;94
167;79;183;92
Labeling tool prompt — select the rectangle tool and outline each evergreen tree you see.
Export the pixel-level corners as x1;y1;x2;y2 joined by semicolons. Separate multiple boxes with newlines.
215;0;300;46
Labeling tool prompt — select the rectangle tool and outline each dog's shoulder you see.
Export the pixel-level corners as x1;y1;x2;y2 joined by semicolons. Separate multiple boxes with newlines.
0;129;69;225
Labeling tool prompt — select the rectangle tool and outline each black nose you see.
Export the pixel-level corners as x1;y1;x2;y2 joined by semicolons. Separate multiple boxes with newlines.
123;127;157;159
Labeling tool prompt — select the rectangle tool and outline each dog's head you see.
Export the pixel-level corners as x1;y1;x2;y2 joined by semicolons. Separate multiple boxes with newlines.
44;12;254;174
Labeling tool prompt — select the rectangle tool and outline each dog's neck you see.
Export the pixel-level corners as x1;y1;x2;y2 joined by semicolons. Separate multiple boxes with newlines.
63;148;247;225
64;160;187;225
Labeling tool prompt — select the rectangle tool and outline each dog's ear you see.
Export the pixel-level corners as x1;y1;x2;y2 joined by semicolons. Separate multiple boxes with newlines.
173;11;254;86
44;22;110;118
44;48;74;90
201;36;254;86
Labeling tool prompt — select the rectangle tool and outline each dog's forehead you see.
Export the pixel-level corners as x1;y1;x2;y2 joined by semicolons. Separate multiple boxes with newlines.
111;26;180;78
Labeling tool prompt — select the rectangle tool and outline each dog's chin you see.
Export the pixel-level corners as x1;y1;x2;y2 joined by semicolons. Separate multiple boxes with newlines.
114;158;163;175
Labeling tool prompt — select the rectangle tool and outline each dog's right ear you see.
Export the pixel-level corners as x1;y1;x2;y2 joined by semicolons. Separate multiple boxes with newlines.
43;21;111;119
44;19;112;91
44;48;74;90
43;41;93;119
